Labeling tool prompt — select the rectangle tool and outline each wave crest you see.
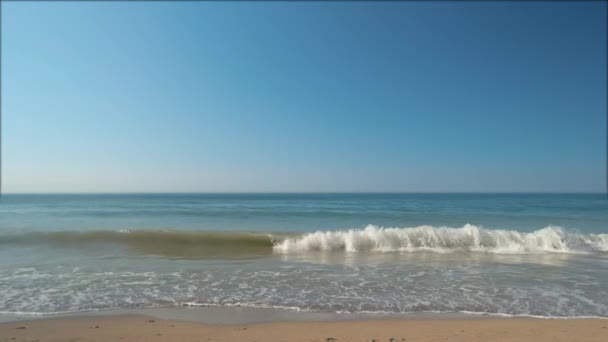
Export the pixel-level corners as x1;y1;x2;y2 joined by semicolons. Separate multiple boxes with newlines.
273;224;608;254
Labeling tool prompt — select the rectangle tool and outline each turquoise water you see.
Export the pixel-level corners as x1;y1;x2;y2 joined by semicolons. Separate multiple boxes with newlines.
1;193;607;318
2;193;608;233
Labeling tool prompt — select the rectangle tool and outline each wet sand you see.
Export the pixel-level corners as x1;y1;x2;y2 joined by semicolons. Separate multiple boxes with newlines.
0;315;606;342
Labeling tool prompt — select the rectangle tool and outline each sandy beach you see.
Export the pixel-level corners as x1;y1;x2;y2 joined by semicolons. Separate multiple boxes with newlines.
1;315;606;342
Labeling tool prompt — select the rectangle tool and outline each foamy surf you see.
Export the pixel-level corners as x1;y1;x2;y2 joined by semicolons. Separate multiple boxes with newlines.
273;224;608;254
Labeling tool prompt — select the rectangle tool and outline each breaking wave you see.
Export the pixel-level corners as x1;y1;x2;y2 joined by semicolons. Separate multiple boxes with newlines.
273;224;608;255
2;225;607;256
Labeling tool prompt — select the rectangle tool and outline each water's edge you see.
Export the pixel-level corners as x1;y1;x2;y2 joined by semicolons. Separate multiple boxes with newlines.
1;306;606;325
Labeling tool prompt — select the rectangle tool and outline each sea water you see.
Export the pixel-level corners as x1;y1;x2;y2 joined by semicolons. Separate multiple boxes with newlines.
0;193;607;319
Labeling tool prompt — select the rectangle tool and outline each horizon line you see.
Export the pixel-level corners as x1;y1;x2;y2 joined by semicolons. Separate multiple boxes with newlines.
1;191;606;195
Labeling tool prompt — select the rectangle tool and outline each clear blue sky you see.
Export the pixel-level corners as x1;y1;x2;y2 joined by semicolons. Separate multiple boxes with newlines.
2;1;606;193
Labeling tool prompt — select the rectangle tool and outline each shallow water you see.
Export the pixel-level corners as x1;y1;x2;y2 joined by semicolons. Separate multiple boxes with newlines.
0;193;607;318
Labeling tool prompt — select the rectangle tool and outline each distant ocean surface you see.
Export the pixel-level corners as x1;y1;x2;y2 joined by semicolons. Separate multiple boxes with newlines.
1;193;607;318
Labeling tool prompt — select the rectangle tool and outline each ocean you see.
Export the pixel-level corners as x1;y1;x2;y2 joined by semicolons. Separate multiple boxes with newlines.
1;193;607;319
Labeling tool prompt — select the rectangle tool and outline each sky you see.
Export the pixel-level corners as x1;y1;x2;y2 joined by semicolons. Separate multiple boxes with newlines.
1;1;606;193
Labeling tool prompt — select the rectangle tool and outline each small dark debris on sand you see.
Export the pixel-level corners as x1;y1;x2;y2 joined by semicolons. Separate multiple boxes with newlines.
148;320;156;322
326;338;336;341
15;326;26;330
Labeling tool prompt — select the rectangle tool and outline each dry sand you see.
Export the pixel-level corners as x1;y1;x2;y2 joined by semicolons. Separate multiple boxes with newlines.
1;315;607;342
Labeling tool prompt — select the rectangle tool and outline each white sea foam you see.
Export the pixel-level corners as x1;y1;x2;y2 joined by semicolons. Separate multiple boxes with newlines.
273;224;608;254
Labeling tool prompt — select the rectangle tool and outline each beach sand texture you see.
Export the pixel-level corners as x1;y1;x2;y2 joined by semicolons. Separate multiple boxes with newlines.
1;315;606;342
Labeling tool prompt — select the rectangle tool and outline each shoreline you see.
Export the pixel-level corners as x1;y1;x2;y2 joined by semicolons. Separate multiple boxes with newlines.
3;306;608;324
0;306;504;325
1;313;606;342
3;305;607;325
